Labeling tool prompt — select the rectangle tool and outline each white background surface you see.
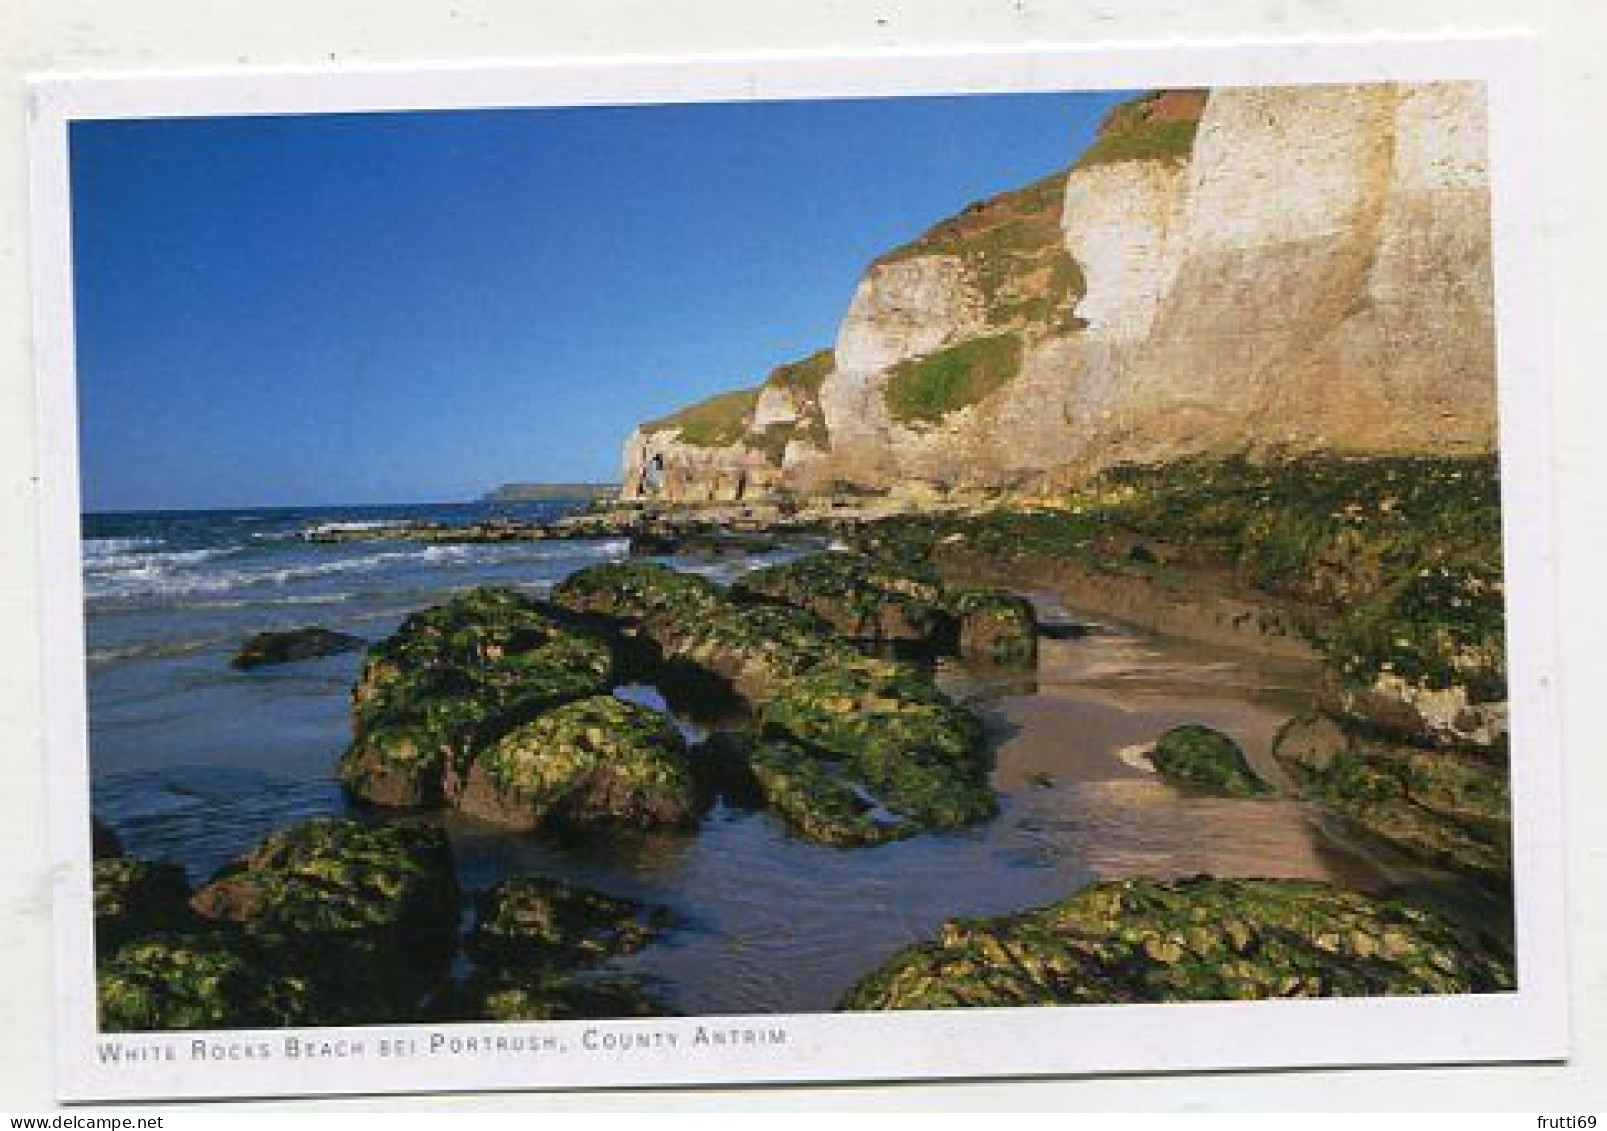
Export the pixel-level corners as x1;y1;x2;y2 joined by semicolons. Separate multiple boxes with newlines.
0;0;1602;1113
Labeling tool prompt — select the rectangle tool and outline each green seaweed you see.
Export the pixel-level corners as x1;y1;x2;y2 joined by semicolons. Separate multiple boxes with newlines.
841;877;1513;1010
468;695;697;829
470;875;670;964
189;818;460;1022
1273;715;1510;883
98;933;320;1032
429;967;666;1022
341;586;615;807
762;654;994;828
747;742;908;847
1150;725;1268;797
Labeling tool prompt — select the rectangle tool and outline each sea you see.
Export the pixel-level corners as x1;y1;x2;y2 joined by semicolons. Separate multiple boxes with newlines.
82;500;1419;1016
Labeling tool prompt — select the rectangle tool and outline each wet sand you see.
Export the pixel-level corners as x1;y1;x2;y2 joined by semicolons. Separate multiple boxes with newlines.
941;593;1431;894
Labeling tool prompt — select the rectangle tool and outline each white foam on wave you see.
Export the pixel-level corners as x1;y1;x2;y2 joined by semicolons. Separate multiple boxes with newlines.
84;535;631;601
84;546;234;574
83;536;165;558
300;520;408;537
165;592;361;612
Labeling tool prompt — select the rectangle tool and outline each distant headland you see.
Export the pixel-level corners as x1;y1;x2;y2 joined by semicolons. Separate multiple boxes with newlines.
481;482;618;503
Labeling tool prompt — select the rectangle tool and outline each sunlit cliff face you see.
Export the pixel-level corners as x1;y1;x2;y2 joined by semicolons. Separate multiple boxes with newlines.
624;83;1494;504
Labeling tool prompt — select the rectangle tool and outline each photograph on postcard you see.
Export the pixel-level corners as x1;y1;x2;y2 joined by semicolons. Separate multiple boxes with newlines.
32;42;1563;1099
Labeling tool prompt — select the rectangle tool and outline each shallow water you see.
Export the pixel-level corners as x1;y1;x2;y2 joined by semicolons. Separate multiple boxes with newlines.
86;506;1427;1017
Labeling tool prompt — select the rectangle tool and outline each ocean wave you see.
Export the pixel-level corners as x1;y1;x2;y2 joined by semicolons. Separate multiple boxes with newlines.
145;591;365;613
83;536;629;601
83;536;165;557
84;546;236;574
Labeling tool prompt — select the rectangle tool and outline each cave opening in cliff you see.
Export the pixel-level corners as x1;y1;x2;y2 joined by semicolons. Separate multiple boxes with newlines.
641;453;666;497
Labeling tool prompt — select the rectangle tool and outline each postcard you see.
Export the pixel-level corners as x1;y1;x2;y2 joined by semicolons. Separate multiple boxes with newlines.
28;34;1565;1102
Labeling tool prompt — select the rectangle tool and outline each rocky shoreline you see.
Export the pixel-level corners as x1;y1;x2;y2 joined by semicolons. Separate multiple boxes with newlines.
95;454;1514;1027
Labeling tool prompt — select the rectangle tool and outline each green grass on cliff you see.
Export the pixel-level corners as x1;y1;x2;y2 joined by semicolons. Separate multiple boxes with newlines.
643;389;760;448
1072;90;1206;171
884;335;1023;426
762;349;834;453
765;349;833;398
644;349;835;460
1073;119;1200;170
875;172;1086;333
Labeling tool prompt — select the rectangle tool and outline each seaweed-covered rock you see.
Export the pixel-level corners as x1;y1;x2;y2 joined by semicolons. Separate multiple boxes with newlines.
762;654;993;829
733;552;952;645
552;561;728;625
557;562;995;834
732;552;1038;666
554;562;839;701
469;876;669;964
948;588;1038;664
458;696;697;831
840;877;1513;1010
189;818;460;1021
629;530;779;560
748;742;907;847
428;967;665;1022
94;857;196;952
662;603;843;704
1323;558;1507;751
231;626;365;669
97;933;318;1032
1149;725;1268;796
340;587;615;808
1273;713;1510;883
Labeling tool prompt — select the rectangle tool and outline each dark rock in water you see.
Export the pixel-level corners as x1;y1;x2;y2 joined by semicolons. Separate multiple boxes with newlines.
230;627;365;669
747;741;907;847
761;654;994;829
732;551;952;646
469;876;669;965
339;587;616;809
1273;712;1511;884
94;857;197;953
1149;725;1268;797
948;587;1038;664
458;695;697;831
428;967;666;1022
97;932;319;1032
189;818;460;1022
839;877;1514;1010
91;817;123;860
629;530;779;560
626;532;683;558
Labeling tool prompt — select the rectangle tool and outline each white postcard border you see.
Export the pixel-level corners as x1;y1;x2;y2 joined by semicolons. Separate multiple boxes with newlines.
27;34;1565;1103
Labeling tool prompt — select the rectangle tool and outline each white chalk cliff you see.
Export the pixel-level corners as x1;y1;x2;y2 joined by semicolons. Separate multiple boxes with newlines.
622;83;1495;503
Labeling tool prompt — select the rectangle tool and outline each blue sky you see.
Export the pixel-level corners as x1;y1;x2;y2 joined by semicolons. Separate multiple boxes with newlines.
71;90;1129;511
